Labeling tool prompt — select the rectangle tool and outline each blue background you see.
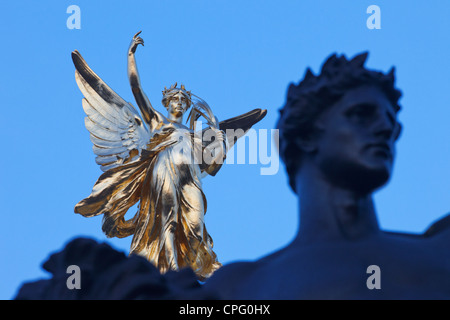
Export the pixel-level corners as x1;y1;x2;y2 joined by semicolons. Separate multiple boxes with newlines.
1;1;449;299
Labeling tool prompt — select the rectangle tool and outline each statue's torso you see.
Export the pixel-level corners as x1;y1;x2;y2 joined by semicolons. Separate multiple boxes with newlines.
205;228;450;299
149;121;203;171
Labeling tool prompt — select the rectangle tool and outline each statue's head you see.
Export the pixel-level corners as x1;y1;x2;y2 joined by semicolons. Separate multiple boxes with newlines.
276;52;402;194
162;82;192;118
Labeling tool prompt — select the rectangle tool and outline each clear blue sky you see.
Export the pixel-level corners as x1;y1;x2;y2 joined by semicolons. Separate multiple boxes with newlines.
1;1;449;299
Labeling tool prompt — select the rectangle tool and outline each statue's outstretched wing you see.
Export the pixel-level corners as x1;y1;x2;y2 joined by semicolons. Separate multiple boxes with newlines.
199;108;267;176
218;108;267;150
72;50;151;172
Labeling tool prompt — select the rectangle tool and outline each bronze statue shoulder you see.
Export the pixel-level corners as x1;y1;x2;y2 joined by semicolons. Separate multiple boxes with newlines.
423;213;450;237
382;213;450;239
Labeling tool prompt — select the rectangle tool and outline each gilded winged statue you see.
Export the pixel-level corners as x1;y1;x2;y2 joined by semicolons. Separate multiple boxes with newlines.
73;32;266;280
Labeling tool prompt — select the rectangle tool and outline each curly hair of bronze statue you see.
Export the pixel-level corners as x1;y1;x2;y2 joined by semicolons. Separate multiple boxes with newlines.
276;52;402;193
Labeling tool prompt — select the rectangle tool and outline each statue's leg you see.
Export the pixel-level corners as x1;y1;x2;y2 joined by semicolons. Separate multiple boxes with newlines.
160;191;179;271
181;182;205;253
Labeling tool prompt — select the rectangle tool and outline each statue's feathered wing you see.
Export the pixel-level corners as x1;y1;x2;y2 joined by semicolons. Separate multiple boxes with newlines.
72;50;151;172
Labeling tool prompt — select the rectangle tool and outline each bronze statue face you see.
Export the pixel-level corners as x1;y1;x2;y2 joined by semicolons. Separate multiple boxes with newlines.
312;85;402;193
167;92;188;118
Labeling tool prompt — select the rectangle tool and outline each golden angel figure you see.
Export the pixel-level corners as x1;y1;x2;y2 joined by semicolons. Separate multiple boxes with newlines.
73;32;266;280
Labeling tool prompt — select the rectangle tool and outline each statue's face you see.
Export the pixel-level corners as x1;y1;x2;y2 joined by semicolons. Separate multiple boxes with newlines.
312;85;401;193
168;92;188;118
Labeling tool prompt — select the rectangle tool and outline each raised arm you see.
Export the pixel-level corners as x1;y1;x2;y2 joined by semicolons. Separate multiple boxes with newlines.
128;31;159;125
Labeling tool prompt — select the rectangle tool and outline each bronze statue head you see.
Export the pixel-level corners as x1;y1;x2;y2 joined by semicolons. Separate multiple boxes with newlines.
162;82;192;112
276;52;403;194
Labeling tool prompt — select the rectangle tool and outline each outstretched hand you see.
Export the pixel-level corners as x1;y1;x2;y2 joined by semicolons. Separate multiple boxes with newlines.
129;31;144;54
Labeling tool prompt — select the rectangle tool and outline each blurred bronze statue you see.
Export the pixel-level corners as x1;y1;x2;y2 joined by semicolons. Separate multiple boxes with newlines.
204;52;450;298
72;31;266;280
